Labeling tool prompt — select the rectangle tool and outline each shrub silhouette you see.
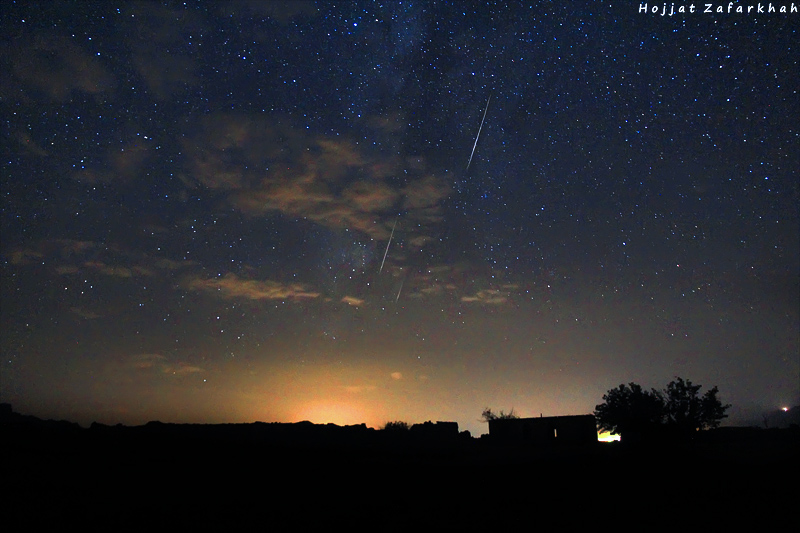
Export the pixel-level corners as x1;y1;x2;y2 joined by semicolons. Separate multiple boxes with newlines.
480;407;519;422
382;420;410;432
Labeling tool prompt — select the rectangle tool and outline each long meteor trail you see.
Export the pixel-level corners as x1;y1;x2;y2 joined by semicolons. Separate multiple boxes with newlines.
466;93;492;172
378;218;397;274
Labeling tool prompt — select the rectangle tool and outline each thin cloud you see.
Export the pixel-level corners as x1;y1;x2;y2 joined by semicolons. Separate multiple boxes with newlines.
182;113;450;243
397;264;518;305
163;362;204;376
129;353;204;376
121;4;203;100
461;289;510;305
55;240;98;254
343;181;398;212
84;261;134;278
14;130;48;157
341;296;365;307
74;137;154;185
8;249;44;265
154;258;197;270
5;33;115;102
187;273;320;301
130;353;167;370
407;235;434;247
402;175;451;210
9;239;190;280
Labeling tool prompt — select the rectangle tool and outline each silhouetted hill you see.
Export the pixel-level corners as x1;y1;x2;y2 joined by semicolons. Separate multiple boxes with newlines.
2;404;797;530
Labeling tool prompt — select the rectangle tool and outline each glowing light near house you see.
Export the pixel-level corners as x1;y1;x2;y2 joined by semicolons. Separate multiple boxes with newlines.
597;431;620;443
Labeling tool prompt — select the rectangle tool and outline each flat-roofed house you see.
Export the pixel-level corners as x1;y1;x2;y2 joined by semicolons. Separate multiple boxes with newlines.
488;414;597;446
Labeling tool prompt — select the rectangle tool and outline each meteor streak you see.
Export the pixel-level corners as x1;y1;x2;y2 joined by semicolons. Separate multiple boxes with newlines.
379;218;397;274
466;93;491;172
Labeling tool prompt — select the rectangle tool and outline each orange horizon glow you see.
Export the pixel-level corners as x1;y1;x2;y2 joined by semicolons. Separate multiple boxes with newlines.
290;400;380;428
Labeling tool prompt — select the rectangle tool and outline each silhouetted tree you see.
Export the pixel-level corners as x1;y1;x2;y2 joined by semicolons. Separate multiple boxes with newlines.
595;377;730;443
663;377;730;436
594;383;664;443
481;407;519;423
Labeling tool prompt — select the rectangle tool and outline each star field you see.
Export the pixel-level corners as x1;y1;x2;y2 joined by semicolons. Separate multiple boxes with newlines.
1;1;797;436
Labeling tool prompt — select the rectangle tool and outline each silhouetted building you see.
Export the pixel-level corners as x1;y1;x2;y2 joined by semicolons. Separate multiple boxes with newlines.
410;420;459;439
488;414;597;446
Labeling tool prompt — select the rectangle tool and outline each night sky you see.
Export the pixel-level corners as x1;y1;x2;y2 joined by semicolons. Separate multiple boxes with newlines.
2;1;797;437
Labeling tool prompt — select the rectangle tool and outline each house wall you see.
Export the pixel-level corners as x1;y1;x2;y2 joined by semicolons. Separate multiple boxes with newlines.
488;415;597;446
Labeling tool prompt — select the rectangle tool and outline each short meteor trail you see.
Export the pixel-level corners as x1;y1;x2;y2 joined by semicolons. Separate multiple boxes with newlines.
395;278;404;303
466;93;492;172
378;218;397;274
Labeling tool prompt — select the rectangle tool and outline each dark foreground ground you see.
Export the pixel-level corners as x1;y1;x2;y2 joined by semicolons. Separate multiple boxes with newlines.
3;409;798;531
